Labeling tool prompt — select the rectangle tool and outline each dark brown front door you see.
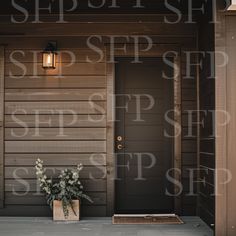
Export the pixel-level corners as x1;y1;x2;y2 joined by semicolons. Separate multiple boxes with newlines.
115;57;174;214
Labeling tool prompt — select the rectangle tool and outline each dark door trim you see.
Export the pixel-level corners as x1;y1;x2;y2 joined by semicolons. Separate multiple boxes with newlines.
105;44;182;216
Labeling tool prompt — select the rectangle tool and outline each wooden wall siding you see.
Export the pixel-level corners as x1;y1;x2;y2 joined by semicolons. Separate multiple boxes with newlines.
198;2;215;228
0;18;198;217
2;46;108;217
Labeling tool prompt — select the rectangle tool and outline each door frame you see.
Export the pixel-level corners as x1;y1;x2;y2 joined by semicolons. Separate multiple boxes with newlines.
105;44;182;216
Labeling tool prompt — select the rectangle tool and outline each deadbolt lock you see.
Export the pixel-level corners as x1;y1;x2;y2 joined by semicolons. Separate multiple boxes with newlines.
117;136;123;141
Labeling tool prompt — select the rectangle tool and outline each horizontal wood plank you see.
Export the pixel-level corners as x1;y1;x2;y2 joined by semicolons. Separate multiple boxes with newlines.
5;153;106;166
0;205;106;217
200;153;215;169
5;128;106;140
5;141;106;153
5;62;106;76
5;49;105;63
0;23;196;36
5;76;106;88
5;89;106;101
0;36;196;49
5;192;106;205
5;166;106;179
5;179;106;192
5;101;106;115
200;138;215;154
5;114;106;128
182;140;197;153
0;14;195;24
182;153;197;166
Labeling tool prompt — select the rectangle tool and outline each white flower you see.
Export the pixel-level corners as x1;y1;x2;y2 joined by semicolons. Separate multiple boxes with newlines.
77;164;83;171
68;180;74;185
36;170;43;175
72;172;79;179
36;159;42;165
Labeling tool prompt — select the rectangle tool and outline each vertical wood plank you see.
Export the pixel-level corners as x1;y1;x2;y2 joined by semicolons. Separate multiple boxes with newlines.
106;47;115;216
0;45;4;208
225;16;236;236
174;53;182;215
215;12;227;236
196;51;201;217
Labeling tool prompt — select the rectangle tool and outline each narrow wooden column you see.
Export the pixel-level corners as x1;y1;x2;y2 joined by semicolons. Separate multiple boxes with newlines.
174;54;182;215
106;48;115;216
0;45;4;208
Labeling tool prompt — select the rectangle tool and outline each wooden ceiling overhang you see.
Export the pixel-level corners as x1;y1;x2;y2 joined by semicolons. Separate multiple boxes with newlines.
0;0;207;15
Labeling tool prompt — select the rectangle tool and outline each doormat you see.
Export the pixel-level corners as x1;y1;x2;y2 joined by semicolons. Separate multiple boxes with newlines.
112;214;184;225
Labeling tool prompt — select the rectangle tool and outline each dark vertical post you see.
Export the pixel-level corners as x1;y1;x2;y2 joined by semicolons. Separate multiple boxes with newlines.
0;45;5;208
174;53;182;214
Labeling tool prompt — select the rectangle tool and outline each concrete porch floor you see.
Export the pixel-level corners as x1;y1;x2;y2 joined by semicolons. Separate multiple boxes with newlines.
0;217;213;236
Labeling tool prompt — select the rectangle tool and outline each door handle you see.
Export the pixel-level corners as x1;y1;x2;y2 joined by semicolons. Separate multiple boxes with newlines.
117;144;123;150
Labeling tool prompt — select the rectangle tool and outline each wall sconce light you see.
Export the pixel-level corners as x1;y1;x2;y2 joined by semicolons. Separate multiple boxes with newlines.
42;41;57;69
227;0;236;10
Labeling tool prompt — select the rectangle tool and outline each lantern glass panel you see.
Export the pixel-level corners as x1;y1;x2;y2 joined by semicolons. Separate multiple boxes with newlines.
43;52;56;69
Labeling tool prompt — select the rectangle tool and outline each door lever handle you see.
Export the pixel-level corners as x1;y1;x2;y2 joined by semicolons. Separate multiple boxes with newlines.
117;144;123;150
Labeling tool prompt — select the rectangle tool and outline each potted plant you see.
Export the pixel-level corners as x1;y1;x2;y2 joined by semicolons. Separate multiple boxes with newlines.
35;159;92;221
